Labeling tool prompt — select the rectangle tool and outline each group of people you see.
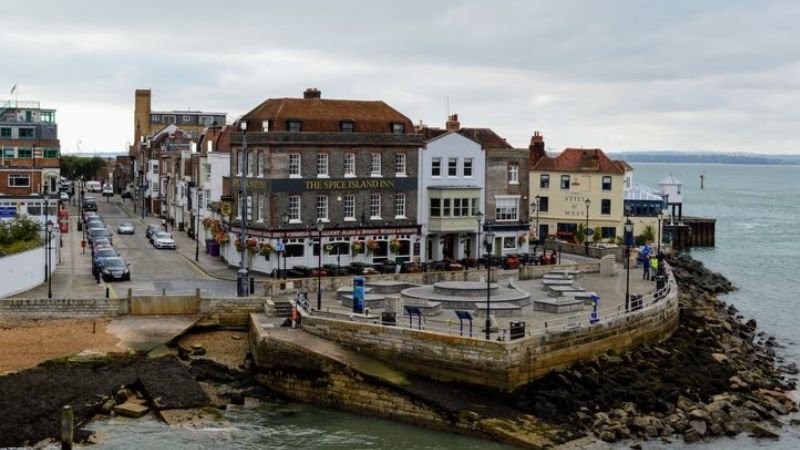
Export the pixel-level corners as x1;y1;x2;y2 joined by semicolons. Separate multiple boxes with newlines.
638;243;665;281
539;250;558;265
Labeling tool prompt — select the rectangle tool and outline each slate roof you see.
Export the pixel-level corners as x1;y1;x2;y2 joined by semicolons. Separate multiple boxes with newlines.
242;96;414;134
421;127;513;149
532;148;626;174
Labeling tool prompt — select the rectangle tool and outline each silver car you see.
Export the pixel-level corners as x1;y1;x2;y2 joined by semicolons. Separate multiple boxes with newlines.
153;232;176;249
117;222;135;235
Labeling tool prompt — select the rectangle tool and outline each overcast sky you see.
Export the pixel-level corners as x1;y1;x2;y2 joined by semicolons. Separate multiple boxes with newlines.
4;1;800;154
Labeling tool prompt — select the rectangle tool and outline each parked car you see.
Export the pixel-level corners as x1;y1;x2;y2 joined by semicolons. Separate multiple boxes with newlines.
98;257;130;281
86;219;105;230
153;232;176;249
121;191;133;199
83;211;99;223
102;185;114;197
146;225;162;243
82;201;97;212
92;248;120;276
116;222;135;235
59;191;69;202
88;228;112;246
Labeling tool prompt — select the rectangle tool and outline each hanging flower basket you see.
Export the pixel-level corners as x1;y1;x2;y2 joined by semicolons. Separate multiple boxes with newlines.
324;243;334;253
246;239;259;255
389;239;402;252
351;241;364;253
259;242;274;256
234;238;245;252
367;239;380;252
215;231;230;245
517;235;527;245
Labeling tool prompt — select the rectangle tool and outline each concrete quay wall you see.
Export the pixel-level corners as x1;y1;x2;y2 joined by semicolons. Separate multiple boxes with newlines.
300;273;679;392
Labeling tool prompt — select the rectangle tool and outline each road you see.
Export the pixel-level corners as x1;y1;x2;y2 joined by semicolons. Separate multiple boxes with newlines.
13;195;237;299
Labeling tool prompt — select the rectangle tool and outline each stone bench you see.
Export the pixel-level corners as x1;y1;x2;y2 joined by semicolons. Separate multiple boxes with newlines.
543;273;574;281
546;285;587;298
574;291;598;305
368;280;419;294
533;297;585;314
340;294;386;309
542;279;574;286
547;269;583;279
336;286;373;300
403;301;443;317
472;302;523;318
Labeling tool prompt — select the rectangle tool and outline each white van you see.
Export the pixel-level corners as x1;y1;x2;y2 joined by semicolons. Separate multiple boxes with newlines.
86;181;102;193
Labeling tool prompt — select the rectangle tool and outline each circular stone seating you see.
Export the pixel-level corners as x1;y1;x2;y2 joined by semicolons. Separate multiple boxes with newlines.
402;280;531;315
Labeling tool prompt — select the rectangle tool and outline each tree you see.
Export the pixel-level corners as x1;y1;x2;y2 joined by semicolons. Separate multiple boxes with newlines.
638;225;655;244
575;223;587;245
59;156;108;181
592;226;603;243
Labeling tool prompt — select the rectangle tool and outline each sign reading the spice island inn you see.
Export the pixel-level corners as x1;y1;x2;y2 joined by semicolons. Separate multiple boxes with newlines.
231;177;417;192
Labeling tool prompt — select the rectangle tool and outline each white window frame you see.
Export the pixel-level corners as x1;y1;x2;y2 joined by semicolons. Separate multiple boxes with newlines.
448;157;458;177
370;193;381;219
508;164;519;185
246;195;253;221
394;153;406;176
257;194;266;222
317;153;329;178
343;194;356;221
204;189;210;209
248;151;255;176
288;154;301;178
8;174;30;187
288;195;301;223
463;158;473;177
370;153;382;177
317;195;329;222
431;157;442;177
343;153;356;177
502;236;517;250
495;196;520;222
394;193;406;218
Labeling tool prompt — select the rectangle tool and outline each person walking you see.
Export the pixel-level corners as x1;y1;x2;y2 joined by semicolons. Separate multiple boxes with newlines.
650;256;659;281
643;254;651;280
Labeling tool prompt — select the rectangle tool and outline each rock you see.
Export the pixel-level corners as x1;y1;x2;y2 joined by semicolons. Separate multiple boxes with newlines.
683;429;701;443
114;387;131;404
630;444;642;450
710;353;730;364
743;400;769;419
709;423;724;436
113;402;149;418
99;398;115;415
724;421;742;436
749;423;780;439
599;430;617;443
689;420;708;436
790;418;800;426
191;344;207;356
231;334;242;340
677;396;695;412
688;408;712;423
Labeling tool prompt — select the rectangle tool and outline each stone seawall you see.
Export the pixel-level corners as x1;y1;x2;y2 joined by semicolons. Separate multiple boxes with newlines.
0;296;265;327
299;271;678;392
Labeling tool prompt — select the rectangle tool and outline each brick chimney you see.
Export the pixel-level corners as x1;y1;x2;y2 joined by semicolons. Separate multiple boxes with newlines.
445;114;460;131
304;88;321;99
529;131;546;168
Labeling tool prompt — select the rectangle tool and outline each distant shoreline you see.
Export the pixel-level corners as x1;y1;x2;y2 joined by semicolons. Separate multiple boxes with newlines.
608;153;800;165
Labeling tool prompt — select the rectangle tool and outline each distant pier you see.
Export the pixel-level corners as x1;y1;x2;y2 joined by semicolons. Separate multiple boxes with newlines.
664;216;716;249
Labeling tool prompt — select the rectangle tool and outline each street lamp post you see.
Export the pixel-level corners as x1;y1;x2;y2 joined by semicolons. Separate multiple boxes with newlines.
475;211;483;269
195;186;201;262
46;221;53;299
316;219;324;310
484;230;495;340
281;213;289;279
624;217;633;313
531;195;540;261
236;121;249;297
656;210;664;254
584;198;591;256
43;193;49;283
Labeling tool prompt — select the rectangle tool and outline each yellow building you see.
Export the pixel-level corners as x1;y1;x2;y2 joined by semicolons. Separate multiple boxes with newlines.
528;146;628;243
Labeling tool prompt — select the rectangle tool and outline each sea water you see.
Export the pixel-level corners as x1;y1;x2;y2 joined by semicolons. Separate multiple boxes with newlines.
84;163;800;449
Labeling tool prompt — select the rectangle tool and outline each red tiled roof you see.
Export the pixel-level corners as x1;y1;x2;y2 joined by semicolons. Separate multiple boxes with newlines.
420;126;513;149
532;148;625;174
243;96;414;134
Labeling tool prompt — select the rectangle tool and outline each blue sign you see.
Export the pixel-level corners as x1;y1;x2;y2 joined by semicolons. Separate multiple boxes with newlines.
0;206;16;219
353;277;365;314
275;242;285;252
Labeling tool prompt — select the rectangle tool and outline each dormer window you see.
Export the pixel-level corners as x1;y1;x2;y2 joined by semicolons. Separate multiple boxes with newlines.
340;121;354;133
391;123;405;134
287;120;302;132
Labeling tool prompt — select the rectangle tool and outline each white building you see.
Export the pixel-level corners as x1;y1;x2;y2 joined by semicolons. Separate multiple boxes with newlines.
418;130;485;263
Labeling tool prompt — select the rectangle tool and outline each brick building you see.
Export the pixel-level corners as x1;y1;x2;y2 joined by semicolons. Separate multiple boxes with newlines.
0;99;60;222
223;88;423;275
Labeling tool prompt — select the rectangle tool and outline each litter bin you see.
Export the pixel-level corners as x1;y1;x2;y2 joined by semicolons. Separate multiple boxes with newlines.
509;321;526;340
631;294;643;311
207;240;220;257
381;311;397;326
655;275;667;293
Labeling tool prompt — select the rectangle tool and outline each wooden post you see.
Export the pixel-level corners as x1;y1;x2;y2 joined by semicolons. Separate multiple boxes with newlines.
61;405;73;450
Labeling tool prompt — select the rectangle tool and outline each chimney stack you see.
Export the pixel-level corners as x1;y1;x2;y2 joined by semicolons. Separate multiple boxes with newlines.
529;131;546;168
445;114;460;131
303;88;321;99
